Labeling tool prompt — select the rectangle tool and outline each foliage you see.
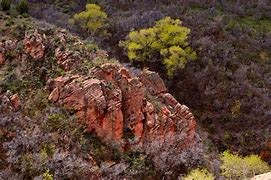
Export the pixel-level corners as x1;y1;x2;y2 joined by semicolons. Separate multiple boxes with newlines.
45;113;72;132
1;0;11;11
220;151;270;179
121;16;196;76
23;89;49;117
230;100;241;118
17;0;28;14
184;168;215;180
43;169;53;180
70;4;108;36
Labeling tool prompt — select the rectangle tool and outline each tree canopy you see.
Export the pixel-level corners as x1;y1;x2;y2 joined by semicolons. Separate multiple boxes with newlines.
70;4;108;36
120;16;196;76
184;168;215;180
220;151;270;179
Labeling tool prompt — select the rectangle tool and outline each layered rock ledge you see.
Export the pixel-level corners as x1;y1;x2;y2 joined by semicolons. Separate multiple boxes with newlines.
47;64;198;166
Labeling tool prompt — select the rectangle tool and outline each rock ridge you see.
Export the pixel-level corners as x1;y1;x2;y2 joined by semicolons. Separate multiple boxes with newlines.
47;64;197;157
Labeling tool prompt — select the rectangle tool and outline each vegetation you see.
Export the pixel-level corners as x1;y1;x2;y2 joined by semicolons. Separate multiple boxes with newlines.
43;169;54;180
220;151;270;179
121;17;196;76
0;0;11;11
16;0;28;14
184;168;215;180
70;3;108;36
1;1;271;179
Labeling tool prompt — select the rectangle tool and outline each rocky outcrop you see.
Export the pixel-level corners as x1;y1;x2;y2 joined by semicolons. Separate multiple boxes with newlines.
1;29;200;171
47;64;199;169
23;30;46;60
0;91;21;112
54;47;81;71
0;40;17;66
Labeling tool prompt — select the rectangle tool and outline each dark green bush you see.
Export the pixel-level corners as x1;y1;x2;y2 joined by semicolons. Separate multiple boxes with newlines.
1;0;11;11
17;0;28;14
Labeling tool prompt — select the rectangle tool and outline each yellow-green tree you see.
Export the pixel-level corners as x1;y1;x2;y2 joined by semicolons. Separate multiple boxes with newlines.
120;16;196;76
220;151;270;179
184;168;215;180
70;4;108;36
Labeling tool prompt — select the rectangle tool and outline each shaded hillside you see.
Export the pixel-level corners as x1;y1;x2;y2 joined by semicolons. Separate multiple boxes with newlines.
25;0;271;159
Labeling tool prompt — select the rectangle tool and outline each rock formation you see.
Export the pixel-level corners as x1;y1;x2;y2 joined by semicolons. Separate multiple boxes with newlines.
23;30;46;60
0;91;21;112
0;30;201;172
47;63;199;170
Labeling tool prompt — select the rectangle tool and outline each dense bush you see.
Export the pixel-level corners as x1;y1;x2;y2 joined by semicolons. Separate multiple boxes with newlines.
70;3;108;36
184;168;214;180
220;151;270;179
1;0;11;11
17;0;28;14
120;16;196;76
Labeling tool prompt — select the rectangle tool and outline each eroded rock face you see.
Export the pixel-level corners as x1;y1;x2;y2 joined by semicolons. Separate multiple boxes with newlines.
54;46;86;71
23;30;46;60
47;64;199;170
0;91;21;112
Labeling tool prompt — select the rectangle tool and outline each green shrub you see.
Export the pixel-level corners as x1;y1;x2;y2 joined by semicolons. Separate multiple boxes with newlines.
23;90;49;117
70;3;108;36
184;168;215;180
1;0;11;11
46;113;70;132
43;169;53;180
220;151;270;179
120;16;196;76
17;0;28;14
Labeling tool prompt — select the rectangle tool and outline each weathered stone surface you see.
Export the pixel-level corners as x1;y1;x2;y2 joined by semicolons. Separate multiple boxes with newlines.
251;172;271;180
54;46;84;71
0;53;5;66
48;87;59;103
55;47;74;70
10;93;21;111
23;30;46;60
139;70;167;96
0;91;21;112
4;40;17;52
48;64;197;159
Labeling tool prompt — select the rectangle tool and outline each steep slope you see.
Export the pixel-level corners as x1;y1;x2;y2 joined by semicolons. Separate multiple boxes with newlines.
0;12;202;179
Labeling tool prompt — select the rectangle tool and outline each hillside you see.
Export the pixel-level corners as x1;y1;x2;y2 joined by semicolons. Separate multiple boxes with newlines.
0;0;271;179
25;0;271;156
0;11;203;179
